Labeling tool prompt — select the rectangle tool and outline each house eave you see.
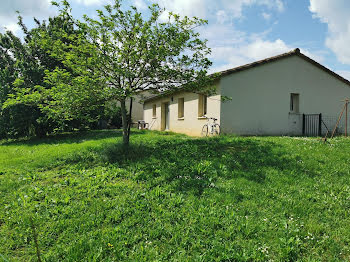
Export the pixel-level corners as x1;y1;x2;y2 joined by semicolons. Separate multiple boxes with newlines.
143;48;350;104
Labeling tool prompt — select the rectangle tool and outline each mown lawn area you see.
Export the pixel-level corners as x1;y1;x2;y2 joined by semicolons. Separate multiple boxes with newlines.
1;129;350;261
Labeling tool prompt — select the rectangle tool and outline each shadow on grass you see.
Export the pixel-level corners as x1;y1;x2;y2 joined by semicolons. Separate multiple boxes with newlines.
0;129;147;147
64;136;304;196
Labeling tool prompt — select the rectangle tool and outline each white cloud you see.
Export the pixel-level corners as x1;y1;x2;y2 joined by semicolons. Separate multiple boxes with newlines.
0;0;51;17
240;39;289;59
216;10;230;25
155;0;206;18
208;38;290;73
209;41;323;73
299;49;325;64
2;23;21;34
337;71;350;81
191;0;327;75
274;0;284;12
309;0;350;64
133;0;147;10
204;20;324;74
219;0;284;19
0;0;53;34
262;12;271;20
154;0;284;20
74;0;110;6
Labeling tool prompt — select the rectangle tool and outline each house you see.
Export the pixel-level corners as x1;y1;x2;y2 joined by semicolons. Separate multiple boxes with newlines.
115;91;150;127
121;95;145;123
143;48;350;136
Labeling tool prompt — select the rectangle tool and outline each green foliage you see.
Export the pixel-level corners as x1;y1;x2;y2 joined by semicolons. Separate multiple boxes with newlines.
39;69;107;128
31;0;213;145
0;14;68;138
104;101;123;129
0;11;120;138
1;0;213;144
1;131;350;260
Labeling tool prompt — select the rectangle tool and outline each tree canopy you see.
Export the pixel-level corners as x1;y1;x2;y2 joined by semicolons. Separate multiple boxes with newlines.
2;0;213;145
0;16;60;138
1;9;118;138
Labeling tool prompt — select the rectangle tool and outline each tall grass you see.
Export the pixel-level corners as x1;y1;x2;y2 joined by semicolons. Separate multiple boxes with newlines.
1;130;350;261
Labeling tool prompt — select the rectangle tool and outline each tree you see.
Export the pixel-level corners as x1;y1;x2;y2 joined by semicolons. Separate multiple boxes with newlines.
0;31;17;138
0;21;54;138
36;0;213;146
2;9;110;137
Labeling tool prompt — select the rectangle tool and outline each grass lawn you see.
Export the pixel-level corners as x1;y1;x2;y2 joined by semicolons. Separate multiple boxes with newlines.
1;129;350;261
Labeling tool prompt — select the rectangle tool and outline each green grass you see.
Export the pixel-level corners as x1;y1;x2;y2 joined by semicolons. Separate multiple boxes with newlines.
1;129;350;261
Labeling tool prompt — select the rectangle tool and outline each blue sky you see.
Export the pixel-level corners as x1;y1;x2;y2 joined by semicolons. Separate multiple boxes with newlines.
1;0;350;80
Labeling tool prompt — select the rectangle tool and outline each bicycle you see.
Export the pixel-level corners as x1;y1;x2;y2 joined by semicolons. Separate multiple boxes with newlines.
201;116;221;136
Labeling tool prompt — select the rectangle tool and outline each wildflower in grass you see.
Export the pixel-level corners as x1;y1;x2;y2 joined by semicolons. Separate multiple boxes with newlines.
258;245;269;255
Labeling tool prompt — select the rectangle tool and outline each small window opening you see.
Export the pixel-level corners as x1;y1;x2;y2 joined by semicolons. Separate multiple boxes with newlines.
198;94;207;117
152;104;157;118
290;93;299;113
178;98;184;118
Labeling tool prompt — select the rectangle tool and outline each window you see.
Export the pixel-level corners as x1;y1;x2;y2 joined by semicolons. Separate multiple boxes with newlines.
198;94;207;117
152;104;157;118
178;98;184;118
290;93;299;113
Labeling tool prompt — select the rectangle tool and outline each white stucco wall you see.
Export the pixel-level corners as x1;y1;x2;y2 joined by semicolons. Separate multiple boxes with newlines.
220;55;350;135
129;96;145;122
117;92;149;122
143;87;221;136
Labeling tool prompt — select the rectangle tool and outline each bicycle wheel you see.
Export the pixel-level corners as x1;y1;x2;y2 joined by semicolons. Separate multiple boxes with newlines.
201;124;209;136
212;124;220;135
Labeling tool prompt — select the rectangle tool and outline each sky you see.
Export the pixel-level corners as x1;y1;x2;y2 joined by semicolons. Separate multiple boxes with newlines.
1;0;350;80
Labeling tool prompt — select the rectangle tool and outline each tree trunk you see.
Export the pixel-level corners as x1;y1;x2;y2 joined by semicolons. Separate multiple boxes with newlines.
120;98;129;146
127;97;133;140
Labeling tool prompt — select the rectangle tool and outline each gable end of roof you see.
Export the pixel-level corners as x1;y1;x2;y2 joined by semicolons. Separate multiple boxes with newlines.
144;48;350;103
217;48;350;87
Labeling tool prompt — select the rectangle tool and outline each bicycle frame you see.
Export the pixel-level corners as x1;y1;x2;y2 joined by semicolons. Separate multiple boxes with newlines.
208;122;216;135
202;116;220;136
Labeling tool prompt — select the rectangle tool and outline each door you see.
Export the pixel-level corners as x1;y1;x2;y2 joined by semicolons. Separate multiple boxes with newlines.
161;102;170;131
165;103;170;130
302;114;322;137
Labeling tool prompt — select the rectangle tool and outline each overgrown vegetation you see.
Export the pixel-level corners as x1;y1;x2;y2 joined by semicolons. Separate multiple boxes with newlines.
0;12;123;139
1;130;350;261
2;0;213;145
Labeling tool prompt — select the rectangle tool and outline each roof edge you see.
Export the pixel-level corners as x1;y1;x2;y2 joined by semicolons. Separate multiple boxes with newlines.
143;48;350;103
216;48;300;78
295;52;350;87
